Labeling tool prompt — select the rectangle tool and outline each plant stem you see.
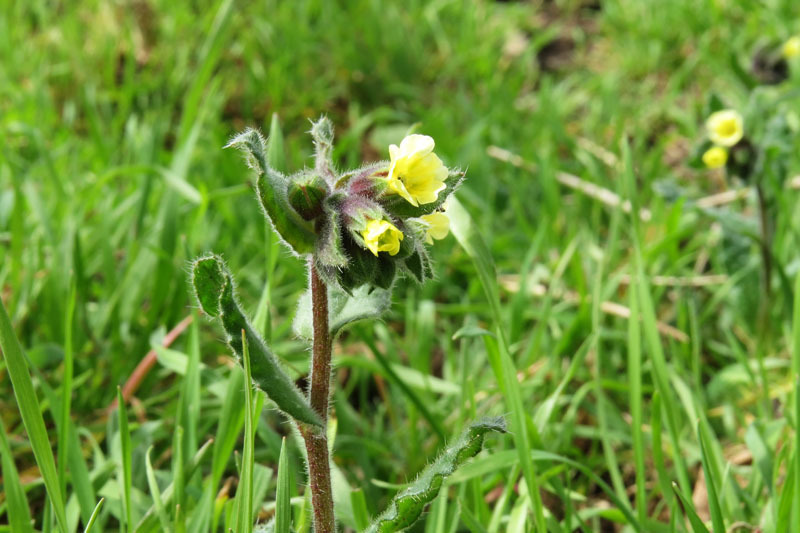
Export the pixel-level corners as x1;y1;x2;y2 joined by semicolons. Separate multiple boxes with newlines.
755;182;773;416
300;262;335;532
756;183;773;312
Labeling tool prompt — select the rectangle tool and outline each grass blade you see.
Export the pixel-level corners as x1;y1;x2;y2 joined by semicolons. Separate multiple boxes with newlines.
173;426;185;531
83;499;105;533
459;499;488;533
795;375;800;528
275;437;291;533
671;483;710;533
628;282;647;525
449;197;547;532
0;299;68;533
116;385;133;532
146;445;171;533
350;488;370;532
0;417;34;533
236;330;255;533
135;438;215;532
57;280;76;498
698;423;725;533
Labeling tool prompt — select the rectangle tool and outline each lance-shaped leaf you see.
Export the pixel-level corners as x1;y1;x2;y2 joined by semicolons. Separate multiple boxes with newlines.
192;255;322;427
294;283;391;340
226;128;316;255
380;169;465;219
366;418;506;533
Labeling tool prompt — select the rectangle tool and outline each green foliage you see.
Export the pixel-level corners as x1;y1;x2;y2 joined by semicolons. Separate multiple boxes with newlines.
366;418;506;533
191;254;322;427
0;418;33;533
0;299;68;533
4;1;800;532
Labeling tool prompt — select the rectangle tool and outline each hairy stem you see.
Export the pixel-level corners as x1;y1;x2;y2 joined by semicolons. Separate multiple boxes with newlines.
300;262;335;532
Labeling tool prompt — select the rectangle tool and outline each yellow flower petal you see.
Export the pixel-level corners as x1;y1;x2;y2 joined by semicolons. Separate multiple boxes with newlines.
361;219;404;256
701;146;728;169
705;110;744;147
783;36;800;59
420;213;450;245
386;134;447;206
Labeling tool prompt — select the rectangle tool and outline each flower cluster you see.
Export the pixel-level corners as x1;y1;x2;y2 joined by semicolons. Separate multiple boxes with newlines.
701;109;746;171
227;119;462;292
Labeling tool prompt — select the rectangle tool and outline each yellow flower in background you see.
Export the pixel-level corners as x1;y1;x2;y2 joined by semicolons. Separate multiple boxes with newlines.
361;219;404;256
783;36;800;58
702;146;728;169
420;213;450;244
386;134;448;206
705;110;744;147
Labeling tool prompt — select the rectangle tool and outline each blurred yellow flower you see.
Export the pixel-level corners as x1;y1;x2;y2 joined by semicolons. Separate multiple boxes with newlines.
361;219;404;256
705;110;743;147
702;146;728;169
783;36;800;58
420;212;450;244
386;134;447;206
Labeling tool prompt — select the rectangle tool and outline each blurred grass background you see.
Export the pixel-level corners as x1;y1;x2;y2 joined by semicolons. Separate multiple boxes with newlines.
2;0;800;531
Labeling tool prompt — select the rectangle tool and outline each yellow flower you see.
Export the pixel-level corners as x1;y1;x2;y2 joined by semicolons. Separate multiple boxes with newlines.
705;110;744;147
783;36;800;59
420;213;450;244
701;146;728;169
386;134;448;207
361;219;404;256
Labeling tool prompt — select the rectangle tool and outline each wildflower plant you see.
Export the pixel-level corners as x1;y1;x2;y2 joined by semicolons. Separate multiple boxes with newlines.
190;117;503;532
689;81;797;332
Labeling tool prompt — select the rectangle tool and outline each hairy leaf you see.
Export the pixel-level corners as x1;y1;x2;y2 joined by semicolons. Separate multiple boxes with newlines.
366;417;506;533
192;255;322;426
226;128;316;254
294;283;391;340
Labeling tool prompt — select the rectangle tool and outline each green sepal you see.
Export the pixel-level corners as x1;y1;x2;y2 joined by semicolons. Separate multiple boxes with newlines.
402;245;433;284
294;283;391;340
225;128;316;255
366;418;506;533
394;227;416;259
374;256;396;290
379;169;464;218
191;255;322;427
337;234;380;292
288;173;328;221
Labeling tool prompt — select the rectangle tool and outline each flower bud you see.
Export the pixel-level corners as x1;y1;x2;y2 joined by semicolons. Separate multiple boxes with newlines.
288;174;328;220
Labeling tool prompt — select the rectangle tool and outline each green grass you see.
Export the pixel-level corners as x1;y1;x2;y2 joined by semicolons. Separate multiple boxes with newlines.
2;0;800;531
